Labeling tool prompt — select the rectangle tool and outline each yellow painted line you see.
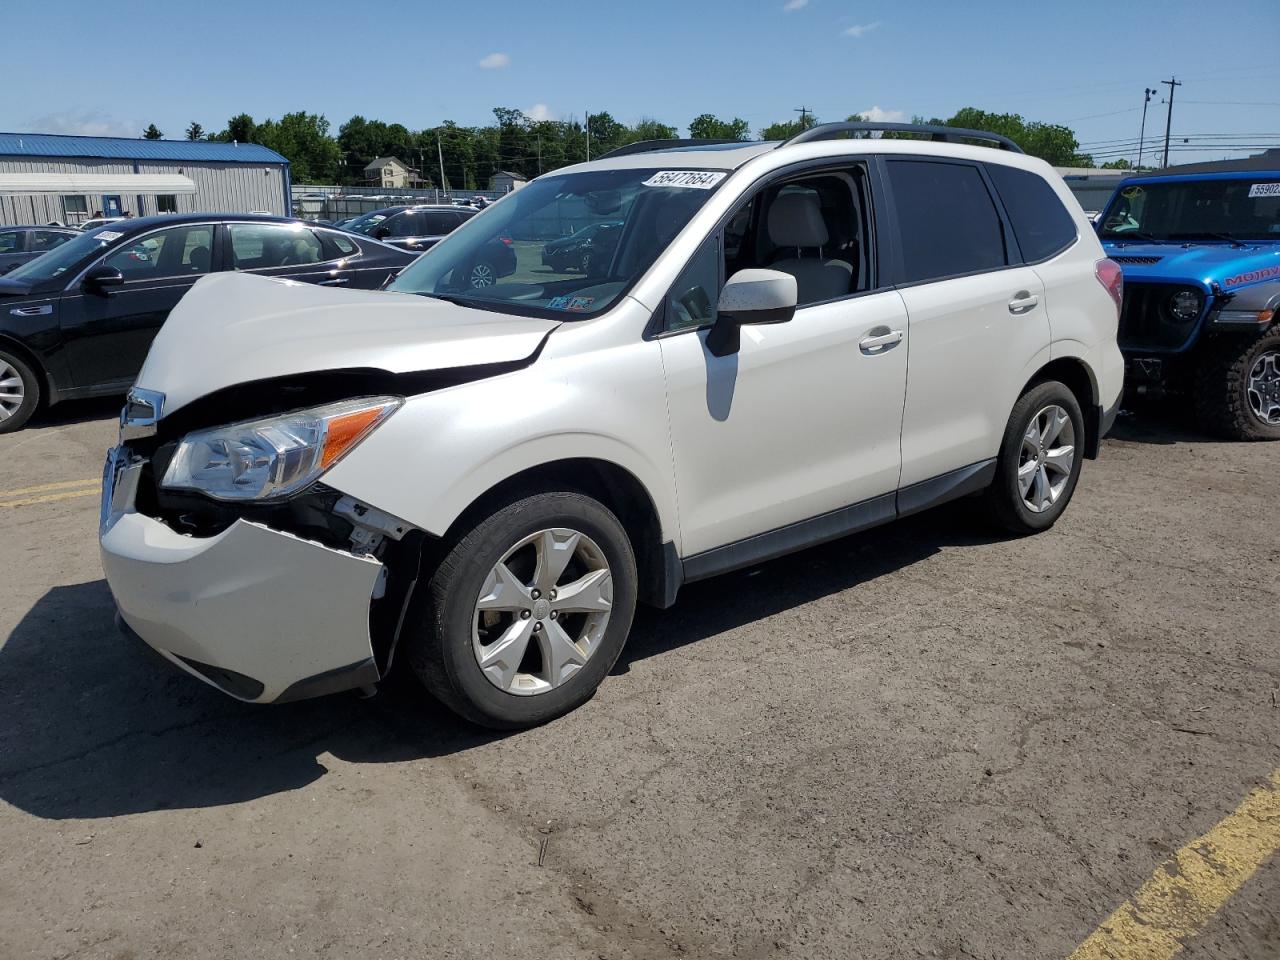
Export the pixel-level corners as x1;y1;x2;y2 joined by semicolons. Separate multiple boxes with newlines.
0;488;99;509
1068;769;1280;960
0;477;99;498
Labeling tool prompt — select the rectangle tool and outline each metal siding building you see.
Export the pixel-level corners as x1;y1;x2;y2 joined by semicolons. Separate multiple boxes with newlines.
0;133;290;226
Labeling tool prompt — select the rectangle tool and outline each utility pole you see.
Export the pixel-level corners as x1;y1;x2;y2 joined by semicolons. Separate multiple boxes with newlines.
1160;76;1181;169
1135;87;1156;173
795;105;814;130
436;133;447;197
585;111;591;162
537;134;542;175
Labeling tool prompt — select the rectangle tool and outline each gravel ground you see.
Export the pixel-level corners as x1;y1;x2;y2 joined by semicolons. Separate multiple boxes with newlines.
0;398;1276;960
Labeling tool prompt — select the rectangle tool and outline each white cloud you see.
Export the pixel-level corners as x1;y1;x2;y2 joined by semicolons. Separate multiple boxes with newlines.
25;109;137;138
844;21;881;37
858;105;906;123
478;52;510;69
526;103;554;122
782;0;809;10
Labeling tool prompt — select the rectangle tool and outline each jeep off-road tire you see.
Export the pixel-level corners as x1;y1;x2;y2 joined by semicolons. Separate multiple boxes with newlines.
0;348;40;435
406;491;638;729
1193;328;1280;441
983;380;1086;535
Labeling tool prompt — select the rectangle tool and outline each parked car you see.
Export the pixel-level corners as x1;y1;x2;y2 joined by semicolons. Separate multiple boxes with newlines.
343;204;516;285
541;220;623;273
79;216;129;232
99;123;1123;728
0;214;414;432
0;226;79;275
1097;157;1280;439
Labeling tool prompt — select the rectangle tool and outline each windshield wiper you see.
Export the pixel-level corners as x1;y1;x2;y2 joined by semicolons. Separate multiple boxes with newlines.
416;292;475;307
1104;230;1160;243
1200;232;1249;246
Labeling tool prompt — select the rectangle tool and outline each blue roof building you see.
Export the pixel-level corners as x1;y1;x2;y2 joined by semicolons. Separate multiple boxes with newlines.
0;131;291;226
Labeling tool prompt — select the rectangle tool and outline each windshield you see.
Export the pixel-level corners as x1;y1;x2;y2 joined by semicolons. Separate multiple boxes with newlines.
3;227;118;284
1099;178;1280;242
343;209;397;236
386;167;728;319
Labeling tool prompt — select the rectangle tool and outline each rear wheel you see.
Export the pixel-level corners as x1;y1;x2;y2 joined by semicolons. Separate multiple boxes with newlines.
1194;329;1280;441
0;349;40;434
406;491;637;728
983;380;1085;534
469;261;496;288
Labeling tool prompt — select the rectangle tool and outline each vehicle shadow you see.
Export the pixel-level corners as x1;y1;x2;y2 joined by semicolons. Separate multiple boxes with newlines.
26;395;122;429
1107;397;1221;446
0;503;998;821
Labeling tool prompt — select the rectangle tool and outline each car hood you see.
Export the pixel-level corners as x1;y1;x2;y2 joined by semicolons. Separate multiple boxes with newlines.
0;276;36;297
136;272;560;415
1102;240;1280;292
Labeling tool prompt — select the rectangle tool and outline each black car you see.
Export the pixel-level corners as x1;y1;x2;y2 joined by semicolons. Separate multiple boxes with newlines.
343;204;517;288
541;221;622;274
0;214;414;432
0;226;80;275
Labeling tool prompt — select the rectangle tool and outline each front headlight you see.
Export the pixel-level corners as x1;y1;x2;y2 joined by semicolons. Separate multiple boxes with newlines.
162;396;402;501
1169;289;1203;322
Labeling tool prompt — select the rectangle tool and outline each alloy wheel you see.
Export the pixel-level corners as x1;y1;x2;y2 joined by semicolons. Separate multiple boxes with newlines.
469;262;495;288
1018;404;1076;513
472;528;614;696
0;360;24;423
1247;349;1280;425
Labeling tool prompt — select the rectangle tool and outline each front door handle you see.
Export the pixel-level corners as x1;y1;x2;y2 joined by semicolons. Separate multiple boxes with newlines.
859;328;904;353
318;277;350;286
1008;291;1039;313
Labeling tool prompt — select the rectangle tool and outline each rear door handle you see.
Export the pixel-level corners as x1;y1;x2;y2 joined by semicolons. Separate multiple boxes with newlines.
319;277;350;286
859;328;904;353
1008;291;1039;313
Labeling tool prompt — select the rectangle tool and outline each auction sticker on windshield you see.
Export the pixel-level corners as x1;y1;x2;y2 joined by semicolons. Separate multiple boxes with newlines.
642;171;727;190
1248;183;1280;198
95;231;124;242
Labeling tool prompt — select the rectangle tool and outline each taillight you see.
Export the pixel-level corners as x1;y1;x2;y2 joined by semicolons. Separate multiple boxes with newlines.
1095;258;1123;317
499;235;513;246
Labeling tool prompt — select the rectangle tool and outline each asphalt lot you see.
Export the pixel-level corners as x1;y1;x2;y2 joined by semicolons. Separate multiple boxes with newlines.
0;397;1276;960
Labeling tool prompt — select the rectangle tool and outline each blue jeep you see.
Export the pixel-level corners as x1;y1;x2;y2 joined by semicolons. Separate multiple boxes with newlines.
1098;154;1280;439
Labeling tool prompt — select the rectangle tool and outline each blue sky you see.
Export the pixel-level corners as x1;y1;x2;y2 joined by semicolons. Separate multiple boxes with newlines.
4;0;1278;165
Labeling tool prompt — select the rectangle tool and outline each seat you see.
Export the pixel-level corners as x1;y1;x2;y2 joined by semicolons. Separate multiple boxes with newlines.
766;191;853;304
186;245;211;273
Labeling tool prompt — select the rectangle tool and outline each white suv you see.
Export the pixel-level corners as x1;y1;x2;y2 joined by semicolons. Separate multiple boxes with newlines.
100;123;1125;728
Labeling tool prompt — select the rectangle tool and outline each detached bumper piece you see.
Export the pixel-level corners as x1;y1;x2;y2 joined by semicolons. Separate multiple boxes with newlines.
102;511;384;703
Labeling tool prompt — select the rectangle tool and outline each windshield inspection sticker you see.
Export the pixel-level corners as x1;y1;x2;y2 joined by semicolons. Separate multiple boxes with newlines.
95;230;123;242
548;295;595;311
642;170;727;190
1248;183;1280;198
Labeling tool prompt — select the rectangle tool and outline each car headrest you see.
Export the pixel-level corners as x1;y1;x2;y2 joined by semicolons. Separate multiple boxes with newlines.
768;191;829;248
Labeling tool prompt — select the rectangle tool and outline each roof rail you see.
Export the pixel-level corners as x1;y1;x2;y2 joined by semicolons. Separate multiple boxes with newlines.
596;138;746;160
781;122;1024;154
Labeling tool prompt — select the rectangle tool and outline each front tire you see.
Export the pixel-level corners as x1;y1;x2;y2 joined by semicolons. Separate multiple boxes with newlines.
406;491;638;729
0;349;40;434
983;380;1085;534
1193;329;1280;441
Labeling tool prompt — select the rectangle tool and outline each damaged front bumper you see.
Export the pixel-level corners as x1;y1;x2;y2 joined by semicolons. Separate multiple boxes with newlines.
100;448;391;704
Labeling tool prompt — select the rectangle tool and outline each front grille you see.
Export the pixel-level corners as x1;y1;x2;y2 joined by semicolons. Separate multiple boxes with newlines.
1118;282;1208;353
1112;255;1163;265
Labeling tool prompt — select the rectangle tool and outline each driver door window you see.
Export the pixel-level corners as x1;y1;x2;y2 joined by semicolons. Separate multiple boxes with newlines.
103;224;213;279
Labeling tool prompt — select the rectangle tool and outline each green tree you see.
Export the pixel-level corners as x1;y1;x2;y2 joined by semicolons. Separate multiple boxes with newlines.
142;123;163;140
910;108;1092;166
253;112;341;182
586;111;626;158
1100;158;1132;170
185;122;205;141
629;117;678;142
757;113;817;141
688;114;751;141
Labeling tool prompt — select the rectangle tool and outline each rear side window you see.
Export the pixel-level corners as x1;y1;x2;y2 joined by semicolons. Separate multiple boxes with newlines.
987;164;1077;262
230;223;325;269
886;160;1007;284
424;211;456;235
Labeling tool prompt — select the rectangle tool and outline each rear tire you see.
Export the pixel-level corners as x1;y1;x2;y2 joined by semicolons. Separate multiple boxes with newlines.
1193;329;1280;441
983;380;1085;534
0;348;40;434
406;491;637;729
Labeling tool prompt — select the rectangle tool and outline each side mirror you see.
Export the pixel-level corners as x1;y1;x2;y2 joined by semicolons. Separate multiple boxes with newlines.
705;269;797;357
83;264;124;293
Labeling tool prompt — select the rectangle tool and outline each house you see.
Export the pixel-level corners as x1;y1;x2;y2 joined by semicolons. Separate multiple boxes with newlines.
363;156;416;189
490;170;529;194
